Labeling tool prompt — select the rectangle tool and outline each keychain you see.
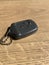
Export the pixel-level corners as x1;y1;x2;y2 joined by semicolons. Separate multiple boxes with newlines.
0;27;12;45
0;19;38;45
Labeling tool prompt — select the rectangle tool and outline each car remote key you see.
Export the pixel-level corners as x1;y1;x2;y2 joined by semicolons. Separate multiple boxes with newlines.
0;19;38;45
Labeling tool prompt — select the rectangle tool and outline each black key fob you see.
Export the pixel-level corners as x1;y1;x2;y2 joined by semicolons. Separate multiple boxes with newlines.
0;19;38;45
8;19;38;40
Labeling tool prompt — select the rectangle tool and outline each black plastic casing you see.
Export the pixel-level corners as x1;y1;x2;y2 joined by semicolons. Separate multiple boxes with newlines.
7;19;38;40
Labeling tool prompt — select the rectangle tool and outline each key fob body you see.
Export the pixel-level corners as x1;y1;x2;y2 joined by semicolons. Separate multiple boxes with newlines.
7;19;38;40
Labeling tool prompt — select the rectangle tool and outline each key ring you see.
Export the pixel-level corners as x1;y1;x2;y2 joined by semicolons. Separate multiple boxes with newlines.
0;36;12;45
0;27;12;45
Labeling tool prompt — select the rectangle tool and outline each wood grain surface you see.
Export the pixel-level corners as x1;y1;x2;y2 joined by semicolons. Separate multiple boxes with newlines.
0;0;49;65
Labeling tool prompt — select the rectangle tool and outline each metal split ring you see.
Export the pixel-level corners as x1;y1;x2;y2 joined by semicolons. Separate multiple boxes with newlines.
0;36;12;45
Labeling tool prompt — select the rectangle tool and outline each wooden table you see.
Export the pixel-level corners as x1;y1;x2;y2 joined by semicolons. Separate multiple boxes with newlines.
0;0;49;65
